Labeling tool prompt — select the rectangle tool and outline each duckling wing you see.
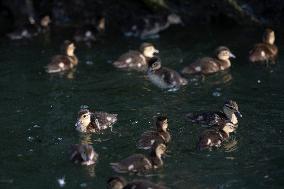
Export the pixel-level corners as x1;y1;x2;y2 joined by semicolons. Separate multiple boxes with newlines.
113;50;147;70
183;57;219;74
249;43;278;63
161;68;187;87
92;112;117;130
110;154;152;173
137;131;162;150
187;111;224;126
46;55;71;73
198;129;223;150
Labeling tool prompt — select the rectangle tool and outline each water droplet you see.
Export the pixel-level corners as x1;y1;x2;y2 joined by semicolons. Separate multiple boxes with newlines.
57;177;66;187
257;80;261;83
27;136;34;142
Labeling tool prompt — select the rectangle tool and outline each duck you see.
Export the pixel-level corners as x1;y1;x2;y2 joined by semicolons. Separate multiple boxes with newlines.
113;43;159;72
70;144;98;166
107;176;167;189
197;122;237;150
147;56;188;90
110;142;166;173
182;46;236;75
124;13;183;39
249;28;278;64
186;100;242;126
137;116;171;150
75;108;117;133
46;40;78;73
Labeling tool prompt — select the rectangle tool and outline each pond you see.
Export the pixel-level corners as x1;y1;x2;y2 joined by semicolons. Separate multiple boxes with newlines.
0;26;283;188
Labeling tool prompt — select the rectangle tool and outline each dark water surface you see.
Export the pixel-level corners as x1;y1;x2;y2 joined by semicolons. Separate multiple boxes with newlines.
0;27;283;189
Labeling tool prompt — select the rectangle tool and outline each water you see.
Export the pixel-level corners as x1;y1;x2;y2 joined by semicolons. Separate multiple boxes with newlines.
0;27;283;189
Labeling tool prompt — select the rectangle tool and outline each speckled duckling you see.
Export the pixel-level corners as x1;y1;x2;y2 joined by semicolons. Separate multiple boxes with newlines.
110;142;166;173
197;122;237;150
249;28;278;64
46;41;78;73
75;108;117;133
70;144;98;166
107;176;167;189
186;100;242;126
137;116;171;150
182;46;236;75
113;43;159;71
147;57;188;90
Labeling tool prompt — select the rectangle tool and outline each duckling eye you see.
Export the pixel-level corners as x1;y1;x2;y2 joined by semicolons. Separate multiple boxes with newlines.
83;114;87;118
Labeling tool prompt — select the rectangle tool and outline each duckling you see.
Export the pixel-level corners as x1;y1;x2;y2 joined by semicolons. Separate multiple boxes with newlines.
113;43;159;71
137;116;171;150
46;41;78;73
197;122;237;150
75;108;117;133
140;13;183;39
107;176;166;189
249;28;278;64
147;57;188;90
110;142;166;173
182;46;236;75
186;100;242;126
7;15;51;40
70;144;98;166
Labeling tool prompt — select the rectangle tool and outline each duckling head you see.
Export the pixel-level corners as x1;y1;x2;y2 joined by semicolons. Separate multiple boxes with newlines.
75;109;91;132
263;28;275;45
140;43;159;58
148;57;162;71
40;15;51;28
78;144;97;165
62;40;76;57
222;122;237;135
223;100;242;120
152;142;167;158
107;176;126;189
215;46;236;61
156;116;168;132
167;13;183;25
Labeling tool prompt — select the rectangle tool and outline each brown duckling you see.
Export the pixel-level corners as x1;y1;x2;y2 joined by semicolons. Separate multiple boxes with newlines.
46;41;78;73
197;122;237;150
75;108;117;133
107;176;167;189
182;46;236;75
110;142;166;173
147;56;188;90
137;116;171;150
70;144;98;166
249;28;278;64
186;100;242;126
113;43;159;72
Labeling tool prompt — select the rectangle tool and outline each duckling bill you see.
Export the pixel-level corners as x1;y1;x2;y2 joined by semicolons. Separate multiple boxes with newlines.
75;108;117;133
137;116;171;150
186;100;242;126
46;40;78;73
249;28;278;64
182;46;235;75
147;57;188;90
107;176;166;189
70;144;98;166
113;43;159;72
198;122;237;150
110;142;166;173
